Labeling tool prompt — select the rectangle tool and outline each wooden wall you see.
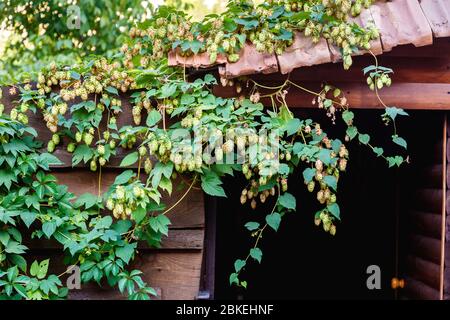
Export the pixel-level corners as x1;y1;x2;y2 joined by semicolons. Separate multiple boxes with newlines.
397;114;445;300
0;87;205;300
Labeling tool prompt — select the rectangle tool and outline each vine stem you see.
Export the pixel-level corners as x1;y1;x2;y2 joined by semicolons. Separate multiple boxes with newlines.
238;183;280;276
137;156;142;180
162;175;197;215
57;264;77;278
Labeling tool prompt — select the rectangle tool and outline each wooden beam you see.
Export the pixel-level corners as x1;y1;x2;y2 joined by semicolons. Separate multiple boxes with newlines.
409;211;443;239
214;82;450;110
408;234;442;264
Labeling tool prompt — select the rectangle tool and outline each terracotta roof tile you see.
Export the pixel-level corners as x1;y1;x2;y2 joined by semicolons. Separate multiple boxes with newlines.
419;0;450;38
277;32;331;74
168;0;448;77
218;43;278;78
370;0;433;52
167;50;227;68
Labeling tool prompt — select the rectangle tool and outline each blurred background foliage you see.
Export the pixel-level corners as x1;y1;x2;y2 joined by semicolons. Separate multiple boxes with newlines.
0;0;224;84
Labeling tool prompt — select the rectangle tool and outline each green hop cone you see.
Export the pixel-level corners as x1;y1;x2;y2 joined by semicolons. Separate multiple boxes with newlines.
47;140;55;153
67;142;76;153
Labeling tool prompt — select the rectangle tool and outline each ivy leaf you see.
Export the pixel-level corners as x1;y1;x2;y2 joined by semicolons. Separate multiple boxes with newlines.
358;133;370;145
279;193;296;210
250;248;262;263
120;151;139;167
327;203;341;220
146;110;162;127
392;135;407;149
9;254;27;273
42;221;57;238
323;175;337;191
115;243;137;264
37;259;49;280
303;168;316;183
266;213;281;232
244;222;260;231
234;259;246;273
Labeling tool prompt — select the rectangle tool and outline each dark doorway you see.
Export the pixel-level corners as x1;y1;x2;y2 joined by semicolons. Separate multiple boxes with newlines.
213;110;444;300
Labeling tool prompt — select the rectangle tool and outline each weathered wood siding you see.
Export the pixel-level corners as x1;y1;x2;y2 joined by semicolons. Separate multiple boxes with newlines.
0;87;205;300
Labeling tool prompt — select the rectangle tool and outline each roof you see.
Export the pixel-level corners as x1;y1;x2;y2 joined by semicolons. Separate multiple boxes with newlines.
168;0;450;78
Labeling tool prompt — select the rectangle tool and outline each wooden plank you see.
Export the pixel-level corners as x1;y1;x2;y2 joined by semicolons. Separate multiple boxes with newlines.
251;56;450;84
404;276;440;300
52;170;205;229
405;255;441;290
214;82;450;110
383;38;450;58
27;251;202;300
69;286;162;300
409;211;442;239
408;234;441;264
416;164;442;189
440;116;446;300
24;229;204;250
414;188;442;213
134;252;203;300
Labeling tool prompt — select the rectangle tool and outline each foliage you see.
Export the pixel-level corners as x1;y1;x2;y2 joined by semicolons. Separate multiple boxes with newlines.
0;0;147;85
0;117;155;300
0;0;410;297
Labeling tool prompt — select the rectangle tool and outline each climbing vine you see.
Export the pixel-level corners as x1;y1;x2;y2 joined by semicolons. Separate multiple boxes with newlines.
0;0;409;298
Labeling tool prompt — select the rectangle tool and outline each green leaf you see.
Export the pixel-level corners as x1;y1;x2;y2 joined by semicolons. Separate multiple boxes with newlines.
244;222;260;231
327;203;341;220
323;175;337;191
250;248;262;263
283;118;301;136
42;221;57;238
392;135;407;149
342;110;354;125
303;168;316;183
234;259;246;273
132;207;146;224
266;212;281;232
120;152;139;167
72;144;94;166
358;133;370;145
115;243;137;264
95;216;113;229
201;171;226;197
279;193;296;210
146;110;162;127
346;126;358;140
180;94;195;106
105;86;119;96
0;231;10;246
113;170;136;185
5;241;27;254
9;254;27;273
229;273;239;285
317;149;332;166
74;193;99;209
149;214;171;236
37;259;49;280
30;260;39;277
384;106;408;121
373;147;384;157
